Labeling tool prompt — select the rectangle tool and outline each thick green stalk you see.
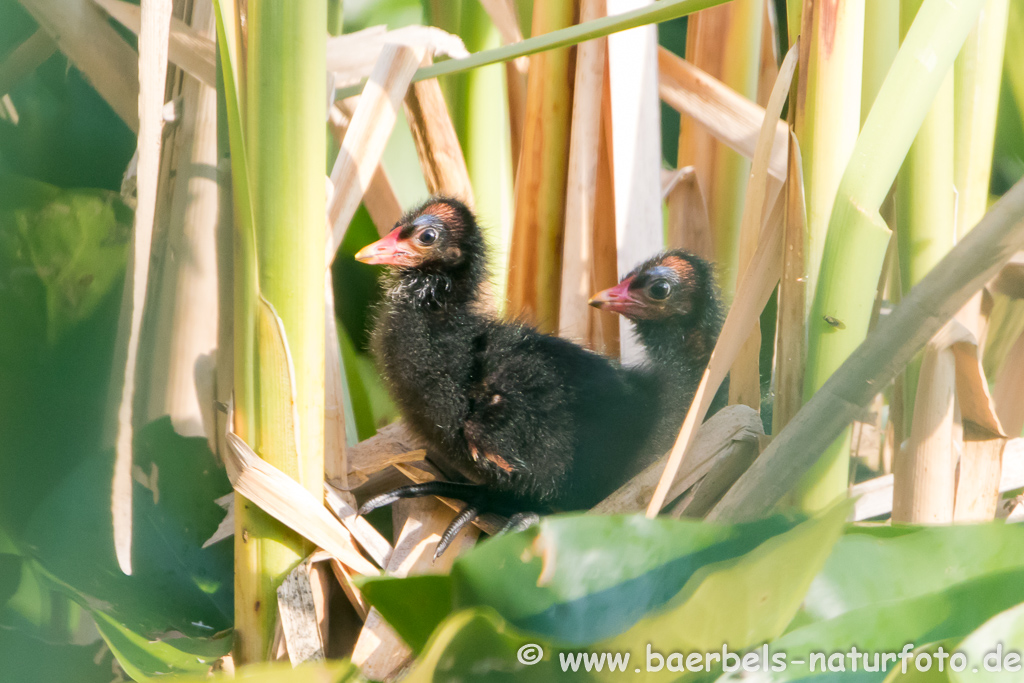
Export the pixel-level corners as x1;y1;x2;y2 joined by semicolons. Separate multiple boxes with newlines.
793;0;984;512
234;0;326;663
895;0;956;432
794;0;865;315
954;0;1010;235
861;0;899;123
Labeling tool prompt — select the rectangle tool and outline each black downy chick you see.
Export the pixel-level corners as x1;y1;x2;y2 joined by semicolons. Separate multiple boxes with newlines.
355;197;656;556
589;250;726;455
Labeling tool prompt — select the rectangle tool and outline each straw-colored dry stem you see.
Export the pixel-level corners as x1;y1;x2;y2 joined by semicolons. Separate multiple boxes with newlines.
676;0;763;298
505;0;576;331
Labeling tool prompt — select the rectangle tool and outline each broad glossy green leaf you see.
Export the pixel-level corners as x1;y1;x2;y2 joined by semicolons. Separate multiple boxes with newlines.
93;610;231;681
358;574;452;653
761;568;1024;683
950;602;1024;683
452;513;799;645
361;512;799;649
162;661;365;682
597;503;849;683
403;607;577;683
804;525;1024;622
0;625;114;683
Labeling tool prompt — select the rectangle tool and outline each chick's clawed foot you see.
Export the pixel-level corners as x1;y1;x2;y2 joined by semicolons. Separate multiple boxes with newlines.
357;481;542;560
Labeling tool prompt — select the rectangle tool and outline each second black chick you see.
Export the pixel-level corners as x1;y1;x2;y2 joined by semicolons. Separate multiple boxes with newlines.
589;250;725;455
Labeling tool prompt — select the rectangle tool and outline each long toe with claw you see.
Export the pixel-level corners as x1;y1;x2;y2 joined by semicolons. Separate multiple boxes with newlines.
434;503;483;559
496;511;541;536
358;481;486;516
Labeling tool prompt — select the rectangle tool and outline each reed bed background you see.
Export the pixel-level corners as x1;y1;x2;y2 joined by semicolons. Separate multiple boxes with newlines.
1;0;1024;680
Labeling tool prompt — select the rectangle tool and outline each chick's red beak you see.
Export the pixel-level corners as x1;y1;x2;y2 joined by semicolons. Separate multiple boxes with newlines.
354;227;409;265
588;277;641;315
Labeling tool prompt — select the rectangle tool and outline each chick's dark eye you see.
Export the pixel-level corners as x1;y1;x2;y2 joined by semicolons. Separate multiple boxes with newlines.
648;280;671;300
418;227;438;245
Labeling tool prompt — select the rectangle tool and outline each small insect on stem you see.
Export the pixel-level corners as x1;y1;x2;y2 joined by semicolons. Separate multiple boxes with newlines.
823;315;846;330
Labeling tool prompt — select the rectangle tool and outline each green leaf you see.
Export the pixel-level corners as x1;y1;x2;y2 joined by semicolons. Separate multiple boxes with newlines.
598;502;849;682
403;607;574;683
361;513;800;650
452;513;800;645
950;602;1024;683
359;574;452;653
0;173;131;347
803;524;1024;622
92;610;230;681
0;553;21;610
0;624;114;683
764;568;1024;682
161;661;365;683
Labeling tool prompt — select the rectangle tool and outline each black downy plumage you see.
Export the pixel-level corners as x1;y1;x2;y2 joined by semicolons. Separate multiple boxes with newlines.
355;197;656;556
589;250;726;456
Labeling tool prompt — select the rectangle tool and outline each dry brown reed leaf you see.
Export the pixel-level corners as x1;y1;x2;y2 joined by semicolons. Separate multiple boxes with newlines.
670;432;761;518
277;556;326;665
352;497;478;679
890;316;1008;523
646;186;786;517
559;0;608;345
326;25;468;89
324;483;393;568
993;328;1024;436
729;40;798;410
342;421;429;485
659;47;788;181
327;44;425;264
0;29;56;98
21;0;139;130
756;0;780;106
328;557;370;621
324;272;349;486
592;405;763;515
109;0;173;576
773;132;808;432
145;1;219;440
328;104;403;237
404;72;475;203
224;431;378;576
852;437;1024;521
665;166;713;261
93;0;217;88
505;2;576;332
